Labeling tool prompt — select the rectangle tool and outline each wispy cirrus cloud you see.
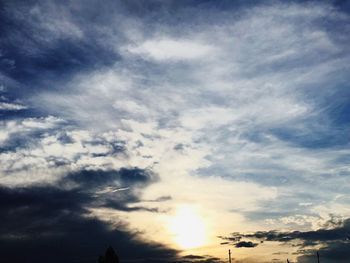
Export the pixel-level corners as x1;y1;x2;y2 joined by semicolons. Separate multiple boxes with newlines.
0;0;350;262
0;102;27;111
126;38;214;61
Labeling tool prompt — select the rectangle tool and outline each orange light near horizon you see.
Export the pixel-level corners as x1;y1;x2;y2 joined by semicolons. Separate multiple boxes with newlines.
168;205;207;250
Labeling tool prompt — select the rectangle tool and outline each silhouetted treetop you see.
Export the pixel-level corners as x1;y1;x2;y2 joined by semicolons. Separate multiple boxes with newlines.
98;246;119;263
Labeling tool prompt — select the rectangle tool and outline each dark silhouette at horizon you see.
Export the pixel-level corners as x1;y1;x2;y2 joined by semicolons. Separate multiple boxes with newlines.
98;246;120;263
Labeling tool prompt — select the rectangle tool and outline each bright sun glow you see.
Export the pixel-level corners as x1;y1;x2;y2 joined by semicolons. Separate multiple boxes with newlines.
168;205;207;249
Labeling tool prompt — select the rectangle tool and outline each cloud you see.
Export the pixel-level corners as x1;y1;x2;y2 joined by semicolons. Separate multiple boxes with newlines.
219;218;350;261
0;102;27;111
1;0;350;261
0;122;131;186
0;184;180;263
181;254;222;263
61;168;163;212
59;168;160;212
0;116;64;146
0;166;228;262
65;168;157;189
0;167;212;262
144;195;172;202
235;241;258;248
3;0;348;230
0;0;120;86
230;219;350;244
298;243;350;263
126;38;214;61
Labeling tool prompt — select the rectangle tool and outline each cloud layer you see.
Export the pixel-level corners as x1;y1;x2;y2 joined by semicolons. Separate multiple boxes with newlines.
220;217;350;262
1;0;350;262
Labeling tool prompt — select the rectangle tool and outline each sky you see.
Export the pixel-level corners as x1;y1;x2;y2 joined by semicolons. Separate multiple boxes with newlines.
0;0;350;262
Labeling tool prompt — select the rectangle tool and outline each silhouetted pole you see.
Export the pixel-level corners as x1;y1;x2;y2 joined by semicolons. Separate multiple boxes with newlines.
287;259;290;263
228;249;232;263
317;251;320;263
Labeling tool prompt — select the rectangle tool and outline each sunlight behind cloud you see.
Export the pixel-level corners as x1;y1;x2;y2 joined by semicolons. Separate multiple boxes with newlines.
168;205;207;250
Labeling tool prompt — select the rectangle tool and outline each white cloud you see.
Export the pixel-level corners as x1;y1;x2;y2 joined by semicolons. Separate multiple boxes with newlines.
126;39;214;61
32;2;350;207
0;116;64;145
0;126;129;186
0;102;27;111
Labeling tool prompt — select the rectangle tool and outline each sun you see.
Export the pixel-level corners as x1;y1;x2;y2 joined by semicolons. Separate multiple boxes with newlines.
168;205;207;249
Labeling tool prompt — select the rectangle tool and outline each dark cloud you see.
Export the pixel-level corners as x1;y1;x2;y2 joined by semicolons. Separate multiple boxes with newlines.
0;1;118;82
0;0;123;107
235;241;258;248
143;195;172;202
83;138;126;156
0;185;177;262
219;218;350;261
0;105;37;120
0;167;216;262
182;255;207;260
0;166;224;262
64;168;157;190
218;235;258;248
217;234;241;243
180;254;222;263
104;200;162;213
58;168;161;212
297;243;350;263
231;219;350;244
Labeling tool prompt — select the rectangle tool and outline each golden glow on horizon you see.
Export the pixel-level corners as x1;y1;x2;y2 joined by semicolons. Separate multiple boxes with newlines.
168;205;207;250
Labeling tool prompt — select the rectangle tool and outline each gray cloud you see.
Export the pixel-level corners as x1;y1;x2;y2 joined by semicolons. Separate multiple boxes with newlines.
0;167;216;262
220;218;350;261
235;241;258;248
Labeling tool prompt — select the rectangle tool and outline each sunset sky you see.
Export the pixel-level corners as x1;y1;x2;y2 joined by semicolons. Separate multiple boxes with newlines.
1;1;350;262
